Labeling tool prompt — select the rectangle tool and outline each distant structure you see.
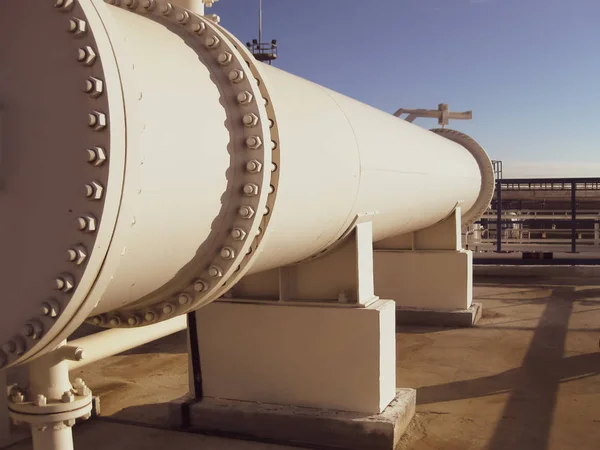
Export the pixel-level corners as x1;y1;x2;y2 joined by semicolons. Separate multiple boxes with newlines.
394;103;472;128
245;0;278;64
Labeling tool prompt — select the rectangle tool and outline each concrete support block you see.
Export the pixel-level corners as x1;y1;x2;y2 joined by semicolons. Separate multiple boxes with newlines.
375;249;473;310
171;388;416;450
191;299;396;414
396;302;482;327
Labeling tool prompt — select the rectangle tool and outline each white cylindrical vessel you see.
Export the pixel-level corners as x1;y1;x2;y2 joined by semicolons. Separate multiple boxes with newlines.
0;0;494;369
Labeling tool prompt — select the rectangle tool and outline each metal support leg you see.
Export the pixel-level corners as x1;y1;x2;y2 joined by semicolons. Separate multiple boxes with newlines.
571;182;577;253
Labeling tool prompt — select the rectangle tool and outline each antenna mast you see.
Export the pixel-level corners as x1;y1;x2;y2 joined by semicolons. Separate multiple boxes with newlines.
246;0;278;64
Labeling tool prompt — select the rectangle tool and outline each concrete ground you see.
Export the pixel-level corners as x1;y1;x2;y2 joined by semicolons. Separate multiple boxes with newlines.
7;274;600;450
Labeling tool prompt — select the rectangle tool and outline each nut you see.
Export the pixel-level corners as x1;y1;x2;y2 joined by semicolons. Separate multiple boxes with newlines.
88;111;107;131
178;294;191;305
176;11;190;23
10;391;24;404
82;412;92;421
238;205;255;219
206;14;220;23
34;394;47;407
77;215;97;233
63;419;76;427
55;274;75;293
144;312;156;322
231;228;247;240
218;52;233;65
127;316;141;326
242;113;259;127
205;35;220;49
236;91;253;105
23;321;43;340
61;391;75;403
191;22;206;34
86;147;107;166
220;247;236;259
193;280;208;292
42;300;61;318
67;18;87;36
142;0;156;9
208;266;223;278
124;0;139;8
77;46;97;66
109;317;121;327
54;0;74;11
162;304;174;315
84;181;104;200
160;2;173;15
243;183;259;196
83;77;104;98
246;136;263;149
246;160;263;173
67;245;88;265
228;69;244;83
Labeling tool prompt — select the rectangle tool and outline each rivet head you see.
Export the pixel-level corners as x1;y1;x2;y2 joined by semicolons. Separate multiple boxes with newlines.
77;215;98;233
86;147;107;166
238;205;255;219
54;0;74;11
77;46;97;66
220;247;236;260
88;111;107;131
242;113;259;127
231;228;247;240
243;183;259;196
246;160;263;173
84;181;104;200
194;280;208;292
237;91;253;105
205;35;220;49
67;18;87;36
246;136;263;149
160;2;173;15
55;275;75;293
228;69;245;83
176;11;189;23
191;22;206;34
83;77;104;98
178;294;191;305
218;52;233;65
162;304;174;315
208;266;223;278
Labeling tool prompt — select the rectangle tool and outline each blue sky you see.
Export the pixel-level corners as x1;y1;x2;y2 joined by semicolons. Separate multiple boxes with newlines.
210;0;600;176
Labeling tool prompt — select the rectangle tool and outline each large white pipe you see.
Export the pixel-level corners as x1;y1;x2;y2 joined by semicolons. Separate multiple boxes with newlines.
0;0;494;369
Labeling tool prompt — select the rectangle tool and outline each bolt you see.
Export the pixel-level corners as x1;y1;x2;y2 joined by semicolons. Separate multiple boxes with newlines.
88;111;107;131
77;215;98;233
228;69;244;84
246;136;262;149
206;14;220;23
205;35;220;49
23;321;43;340
67;18;87;36
42;300;60;318
91;316;103;326
74;378;91;396
178;294;191;305
125;0;139;8
54;0;74;11
243;183;259;196
84;181;104;200
246;160;262;173
142;0;156;9
86;146;107;166
208;266;223;278
83;77;104;98
160;2;173;15
217;52;233;65
242;113;259;127
191;22;206;34
67;245;88;265
10;391;24;404
34;394;47;407
82;412;92;421
77;46;97;66
238;205;255;219
220;247;236;259
64;419;76;427
194;280;208;292
237;91;253;105
55;275;75;293
144;312;156;322
231;228;247;240
109;317;121;327
127;316;140;326
73;348;85;361
176;11;189;23
162;304;174;315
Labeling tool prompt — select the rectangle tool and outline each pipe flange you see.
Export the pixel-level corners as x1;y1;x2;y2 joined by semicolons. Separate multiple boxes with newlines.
90;1;277;326
8;391;92;416
1;0;121;368
429;128;495;227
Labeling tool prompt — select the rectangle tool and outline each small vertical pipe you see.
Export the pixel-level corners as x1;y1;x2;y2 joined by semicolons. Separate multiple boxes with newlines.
571;182;577;253
496;179;502;253
258;0;263;45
